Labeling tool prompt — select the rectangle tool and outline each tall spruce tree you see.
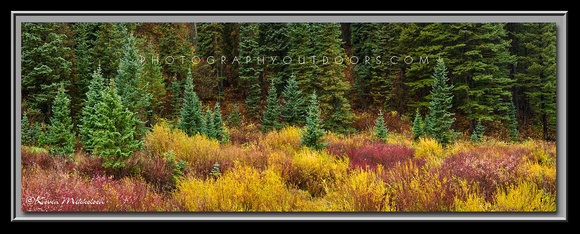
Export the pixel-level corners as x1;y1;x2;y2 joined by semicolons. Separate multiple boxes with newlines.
79;66;106;152
115;30;151;138
238;23;263;117
280;76;306;126
92;78;141;169
178;70;203;136
300;92;328;150
311;23;356;134
21;23;73;120
262;79;282;133
425;59;458;146
46;83;75;159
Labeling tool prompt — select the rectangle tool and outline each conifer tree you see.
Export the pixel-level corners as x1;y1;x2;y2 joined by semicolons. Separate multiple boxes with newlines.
92;78;141;169
262;79;282;133
212;102;229;143
238;23;263;117
21;23;73;120
311;23;356;134
202;107;215;139
141;42;166;120
373;109;389;143
300;92;328;150
46;83;75;159
425;59;458;146
226;104;242;128
115;31;151;138
281;76;306;126
178;70;203;136
508;100;519;142
79;66;105;152
21;111;31;145
412;108;424;140
471;119;484;143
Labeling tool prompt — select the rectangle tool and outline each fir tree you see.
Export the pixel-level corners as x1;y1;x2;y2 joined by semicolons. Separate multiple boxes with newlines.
425;59;458;146
212;102;229;143
281;76;306;126
412;108;424;141
311;23;356;134
238;23;263;117
92;78;141;169
79;66;105;152
262;79;282;133
471;119;485;143
21;111;31;145
115;31;151;138
178;70;203;136
202;107;215;139
226;104;242;128
300;92;328;150
508;100;519;142
373;109;389;143
21;23;73;120
46;83;75;159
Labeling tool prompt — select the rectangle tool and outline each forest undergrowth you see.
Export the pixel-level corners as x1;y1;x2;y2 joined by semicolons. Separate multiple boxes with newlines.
21;120;556;212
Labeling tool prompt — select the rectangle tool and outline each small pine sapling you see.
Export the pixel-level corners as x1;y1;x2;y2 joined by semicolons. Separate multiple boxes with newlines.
470;119;485;143
373;109;389;143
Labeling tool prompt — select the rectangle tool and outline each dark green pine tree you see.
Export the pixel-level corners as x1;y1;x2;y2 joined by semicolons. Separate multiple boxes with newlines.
412;108;425;141
510;23;556;140
280;76;306;126
470;119;485;143
373;110;389;143
46;83;75;159
262;79;282;133
508;100;519;142
287;23;317;96
115;30;151;138
212;102;229;143
79;66;106;152
21;111;31;145
92;78;141;169
311;23;356;134
425;59;458;146
178;70;203;136
300;92;328;150
238;23;263;118
226;104;242;128
141;41;166;121
21;23;73;120
202;107;215;139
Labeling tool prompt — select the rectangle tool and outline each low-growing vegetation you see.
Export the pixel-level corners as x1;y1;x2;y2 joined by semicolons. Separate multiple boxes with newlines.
21;121;556;212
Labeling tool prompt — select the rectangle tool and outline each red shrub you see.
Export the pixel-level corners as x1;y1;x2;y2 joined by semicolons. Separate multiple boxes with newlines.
345;142;416;170
441;146;525;202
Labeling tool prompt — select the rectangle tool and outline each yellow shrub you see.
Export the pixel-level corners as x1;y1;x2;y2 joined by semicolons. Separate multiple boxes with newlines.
143;120;222;165
414;137;445;168
492;179;556;212
263;126;301;153
288;148;349;197
175;164;313;211
325;169;394;211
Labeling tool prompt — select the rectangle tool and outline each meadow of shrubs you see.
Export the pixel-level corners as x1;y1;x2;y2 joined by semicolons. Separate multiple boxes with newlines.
21;119;556;212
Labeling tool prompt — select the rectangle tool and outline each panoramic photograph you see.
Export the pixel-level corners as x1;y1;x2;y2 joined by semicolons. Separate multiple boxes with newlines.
19;21;557;212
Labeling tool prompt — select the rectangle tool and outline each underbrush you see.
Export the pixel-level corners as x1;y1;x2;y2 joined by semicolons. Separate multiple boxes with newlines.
21;122;557;212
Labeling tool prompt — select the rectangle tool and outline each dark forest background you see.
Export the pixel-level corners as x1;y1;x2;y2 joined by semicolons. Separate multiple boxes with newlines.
20;22;557;141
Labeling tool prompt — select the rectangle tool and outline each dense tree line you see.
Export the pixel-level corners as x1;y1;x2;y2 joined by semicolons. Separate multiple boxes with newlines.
20;22;557;145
